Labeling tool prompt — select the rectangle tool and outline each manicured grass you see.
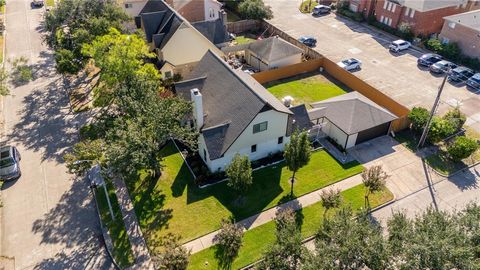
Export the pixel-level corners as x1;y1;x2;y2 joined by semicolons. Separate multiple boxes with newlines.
188;184;394;269
234;35;255;45
299;0;317;13
96;181;135;268
46;0;55;7
394;129;419;152
264;72;349;107
127;142;364;246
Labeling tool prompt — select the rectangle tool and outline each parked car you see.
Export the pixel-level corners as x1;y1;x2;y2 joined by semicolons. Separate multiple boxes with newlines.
312;5;331;16
417;53;442;67
448;66;475;83
0;146;21;181
32;0;44;7
337;58;362;71
389;39;411;53
298;36;317;47
429;60;458;74
466;73;480;90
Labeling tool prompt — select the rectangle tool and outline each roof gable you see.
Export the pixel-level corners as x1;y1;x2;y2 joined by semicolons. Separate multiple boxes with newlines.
192;18;229;45
247;36;303;62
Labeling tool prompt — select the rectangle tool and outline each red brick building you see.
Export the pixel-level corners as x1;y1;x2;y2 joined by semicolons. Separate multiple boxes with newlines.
439;10;480;59
349;0;480;36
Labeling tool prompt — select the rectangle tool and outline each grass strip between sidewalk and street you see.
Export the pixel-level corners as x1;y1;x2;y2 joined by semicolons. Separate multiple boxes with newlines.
96;180;135;268
188;184;394;269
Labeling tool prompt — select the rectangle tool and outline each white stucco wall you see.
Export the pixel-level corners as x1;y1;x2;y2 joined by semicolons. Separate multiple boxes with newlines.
269;54;303;69
121;0;147;17
345;133;358;149
161;24;224;67
200;109;290;172
204;0;222;21
323;119;348;149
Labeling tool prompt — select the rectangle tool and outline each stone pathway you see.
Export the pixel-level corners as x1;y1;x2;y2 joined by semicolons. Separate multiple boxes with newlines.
183;173;364;254
111;177;154;270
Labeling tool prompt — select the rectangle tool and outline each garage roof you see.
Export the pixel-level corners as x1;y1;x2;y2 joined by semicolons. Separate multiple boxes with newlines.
222;36;303;62
309;92;397;135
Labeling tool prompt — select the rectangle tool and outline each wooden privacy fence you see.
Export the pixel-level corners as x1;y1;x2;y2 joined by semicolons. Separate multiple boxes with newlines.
226;20;261;34
252;59;323;84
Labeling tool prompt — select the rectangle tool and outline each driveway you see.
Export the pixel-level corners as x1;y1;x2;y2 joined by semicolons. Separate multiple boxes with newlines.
263;0;480;132
348;136;480;225
0;0;112;269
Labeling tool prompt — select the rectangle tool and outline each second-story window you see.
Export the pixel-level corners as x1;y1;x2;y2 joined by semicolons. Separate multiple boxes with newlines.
253;121;268;134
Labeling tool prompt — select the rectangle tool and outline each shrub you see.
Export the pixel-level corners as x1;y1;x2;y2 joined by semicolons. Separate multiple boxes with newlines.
442;42;462;61
337;8;364;22
423;38;480;70
238;0;273;20
398;23;414;41
447;136;478;162
443;107;466;132
426;38;443;53
427;116;455;143
408;107;429;134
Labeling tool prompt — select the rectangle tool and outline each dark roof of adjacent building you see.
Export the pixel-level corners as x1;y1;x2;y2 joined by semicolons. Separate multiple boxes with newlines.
222;36;303;62
175;50;292;160
309;92;397;135
192;18;229;45
289;104;313;132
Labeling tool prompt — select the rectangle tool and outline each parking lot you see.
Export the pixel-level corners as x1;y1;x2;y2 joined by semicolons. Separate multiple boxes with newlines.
264;0;480;132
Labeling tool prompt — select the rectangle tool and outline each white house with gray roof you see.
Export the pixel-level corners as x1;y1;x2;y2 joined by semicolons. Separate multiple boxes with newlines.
309;92;397;150
175;50;299;172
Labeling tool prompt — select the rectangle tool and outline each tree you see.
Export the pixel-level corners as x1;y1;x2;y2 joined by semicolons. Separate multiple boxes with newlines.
152;234;190;270
361;165;388;208
225;153;253;198
284;130;311;196
427;116;455;143
0;68;9;96
238;0;273;20
63;139;105;175
44;0;128;74
443;107;466;132
213;220;244;269
426;38;443;53
447;136;478;162
442;42;462;61
408;107;429;134
258;208;305;270
320;188;342;218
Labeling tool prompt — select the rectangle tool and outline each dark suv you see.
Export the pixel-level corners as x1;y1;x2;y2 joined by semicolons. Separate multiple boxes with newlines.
0;146;21;181
417;53;442;67
448;67;475;83
298;36;316;47
466;73;480;90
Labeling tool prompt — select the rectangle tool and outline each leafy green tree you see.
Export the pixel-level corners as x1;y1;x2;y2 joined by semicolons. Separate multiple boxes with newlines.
304;207;388;270
320;188;342;218
284;130;311;196
426;38;443;53
442;42;462;61
0;68;9;96
64;139;105;175
153;234;190;270
447;136;478;161
44;0;128;74
361;165;388;209
238;0;273;20
427;116;455;143
408;107;429;133
258;208;305;270
443;107;466;132
225;153;253;198
213;220;244;270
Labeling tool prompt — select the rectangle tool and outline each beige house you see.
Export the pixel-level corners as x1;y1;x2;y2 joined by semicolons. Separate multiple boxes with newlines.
136;0;223;78
440;10;480;59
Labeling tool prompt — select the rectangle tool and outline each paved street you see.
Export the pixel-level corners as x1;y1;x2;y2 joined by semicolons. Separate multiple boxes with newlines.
0;0;112;269
264;0;480;132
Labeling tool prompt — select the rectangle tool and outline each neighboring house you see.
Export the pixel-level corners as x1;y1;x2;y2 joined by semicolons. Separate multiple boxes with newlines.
192;13;230;47
135;0;223;79
175;50;305;172
308;92;397;150
440;10;480;59
222;36;304;71
121;0;223;22
351;0;480;36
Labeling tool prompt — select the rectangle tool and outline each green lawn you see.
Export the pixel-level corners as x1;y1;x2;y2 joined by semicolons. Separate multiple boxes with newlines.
234;35;255;45
393;129;419;152
264;72;349;107
96;181;135;268
127;142;364;246
188;184;394;269
299;0;317;13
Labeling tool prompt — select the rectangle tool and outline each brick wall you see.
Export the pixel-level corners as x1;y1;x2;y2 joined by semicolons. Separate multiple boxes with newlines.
440;21;480;60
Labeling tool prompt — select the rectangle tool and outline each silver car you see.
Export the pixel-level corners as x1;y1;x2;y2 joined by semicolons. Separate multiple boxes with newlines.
0;146;21;181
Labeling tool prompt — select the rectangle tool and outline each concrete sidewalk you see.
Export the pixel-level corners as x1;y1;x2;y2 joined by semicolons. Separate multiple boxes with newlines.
111;177;154;270
183;173;363;254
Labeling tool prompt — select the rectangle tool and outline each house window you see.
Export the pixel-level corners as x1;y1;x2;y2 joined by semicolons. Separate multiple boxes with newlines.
164;71;172;78
391;3;396;12
383;1;388;9
251;144;257;153
387;18;392;26
409;9;415;18
380;15;385;23
405;7;410;16
278;136;283;144
209;8;215;18
124;3;133;8
253;121;268;134
448;22;456;29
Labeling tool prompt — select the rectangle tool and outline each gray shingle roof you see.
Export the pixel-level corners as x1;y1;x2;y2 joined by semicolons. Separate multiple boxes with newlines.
223;36;303;62
309;92;397;135
192;18;229;45
175;50;292;160
289;104;313;132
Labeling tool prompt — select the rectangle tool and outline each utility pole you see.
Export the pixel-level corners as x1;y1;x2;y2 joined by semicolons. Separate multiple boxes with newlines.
417;70;449;149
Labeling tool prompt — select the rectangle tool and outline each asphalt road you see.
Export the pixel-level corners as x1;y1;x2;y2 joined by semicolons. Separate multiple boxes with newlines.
0;0;112;269
264;0;480;132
